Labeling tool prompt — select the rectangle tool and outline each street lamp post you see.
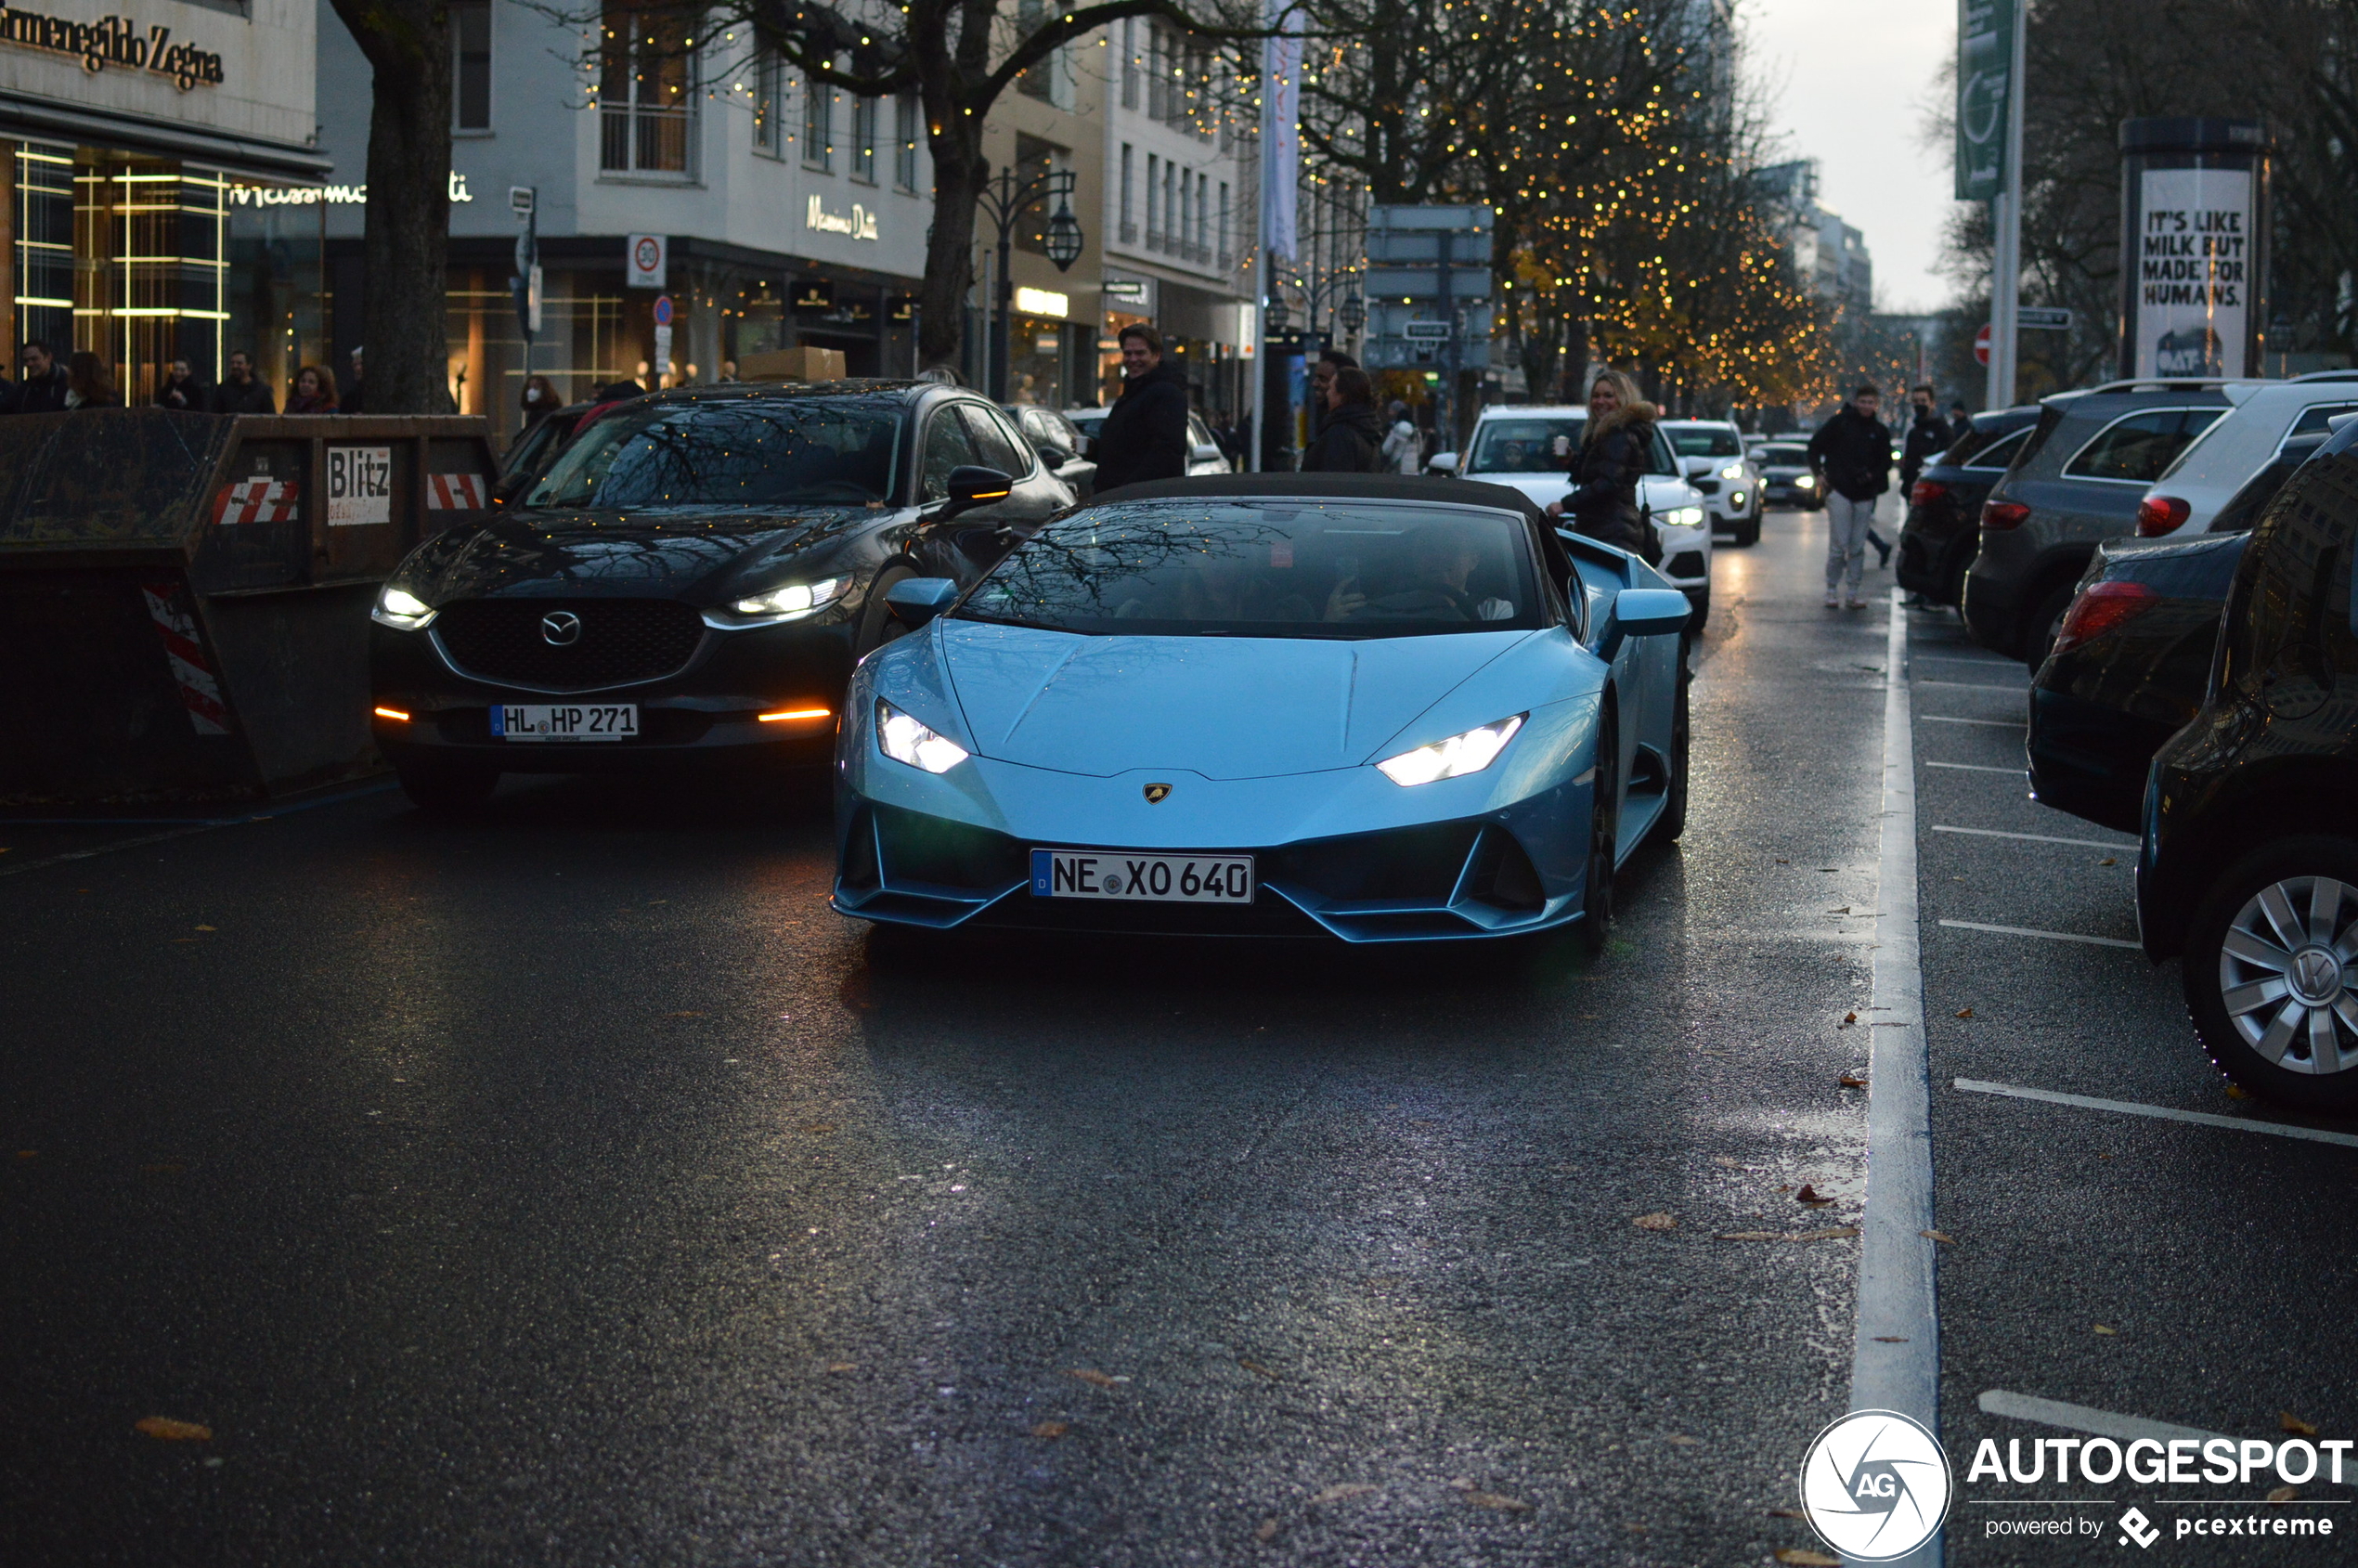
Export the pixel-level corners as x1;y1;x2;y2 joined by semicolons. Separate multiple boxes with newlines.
975;165;1082;402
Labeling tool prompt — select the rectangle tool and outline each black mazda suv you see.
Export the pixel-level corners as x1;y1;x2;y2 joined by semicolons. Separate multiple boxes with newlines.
369;381;1072;809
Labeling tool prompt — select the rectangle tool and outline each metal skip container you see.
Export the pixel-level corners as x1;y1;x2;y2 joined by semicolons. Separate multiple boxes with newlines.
0;410;499;806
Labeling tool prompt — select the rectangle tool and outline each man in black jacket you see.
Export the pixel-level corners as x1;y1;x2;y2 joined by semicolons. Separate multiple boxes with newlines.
1807;383;1894;609
207;351;276;415
1300;367;1386;472
15;342;71;413
1094;324;1190;493
1898;383;1950;492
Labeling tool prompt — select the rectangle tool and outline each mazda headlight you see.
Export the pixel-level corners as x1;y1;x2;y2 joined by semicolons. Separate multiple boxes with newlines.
732;577;848;622
371;585;436;629
876;700;969;774
1376;714;1525;786
1720;463;1744;480
1794;473;1816;489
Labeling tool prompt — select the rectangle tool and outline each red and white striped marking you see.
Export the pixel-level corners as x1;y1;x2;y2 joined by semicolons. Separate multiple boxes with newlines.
212;478;300;525
139;582;230;735
425;472;487;511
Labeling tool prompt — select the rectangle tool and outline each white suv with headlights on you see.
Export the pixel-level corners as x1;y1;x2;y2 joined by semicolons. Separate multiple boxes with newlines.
1435;406;1716;628
1661;419;1762;547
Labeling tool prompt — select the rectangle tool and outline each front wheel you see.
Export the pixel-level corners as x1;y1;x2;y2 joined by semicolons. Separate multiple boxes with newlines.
1734;512;1761;548
2021;578;2079;668
1660;667;1691;842
2183;838;2358;1112
1575;710;1620;957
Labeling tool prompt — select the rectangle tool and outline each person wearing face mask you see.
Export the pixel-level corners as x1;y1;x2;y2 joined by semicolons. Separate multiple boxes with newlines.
521;374;563;428
1544;369;1662;564
1898;383;1951;495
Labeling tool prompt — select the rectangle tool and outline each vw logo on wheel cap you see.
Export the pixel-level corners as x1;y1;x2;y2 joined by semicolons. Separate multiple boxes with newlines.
1143;782;1173;803
540;611;582;646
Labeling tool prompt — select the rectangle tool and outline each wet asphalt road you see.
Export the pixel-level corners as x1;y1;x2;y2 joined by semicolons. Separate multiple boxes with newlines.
6;505;2350;1565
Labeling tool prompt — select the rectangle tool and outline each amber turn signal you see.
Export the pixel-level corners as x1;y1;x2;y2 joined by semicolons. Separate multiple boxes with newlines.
757;706;833;723
372;706;411;721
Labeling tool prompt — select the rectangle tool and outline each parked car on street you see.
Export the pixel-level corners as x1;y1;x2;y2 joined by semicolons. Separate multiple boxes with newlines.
1436;406;1716;628
2131;372;2358;538
2028;427;2335;833
369;381;1074;810
1895;406;2042;607
1061;408;1233;478
1750;441;1820;510
1660;420;1761;546
2137;415;2358;1110
831;473;1691;948
1962;379;2235;664
1005;404;1096;499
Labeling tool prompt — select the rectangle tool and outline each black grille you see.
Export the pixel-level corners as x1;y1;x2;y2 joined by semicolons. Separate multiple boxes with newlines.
1664;551;1706;577
433;599;705;691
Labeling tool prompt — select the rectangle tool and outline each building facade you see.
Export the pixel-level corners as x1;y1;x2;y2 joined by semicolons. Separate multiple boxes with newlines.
2;0;325;402
317;0;934;440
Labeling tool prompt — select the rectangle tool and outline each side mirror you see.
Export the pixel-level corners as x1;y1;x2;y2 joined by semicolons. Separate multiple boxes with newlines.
1428;451;1459;475
935;464;1013;518
884;577;962;628
1035;442;1073;466
1613;587;1691;638
1190;442;1224;464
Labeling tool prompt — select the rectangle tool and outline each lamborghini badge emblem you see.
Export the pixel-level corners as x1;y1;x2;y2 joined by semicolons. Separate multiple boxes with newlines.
1143;782;1173;804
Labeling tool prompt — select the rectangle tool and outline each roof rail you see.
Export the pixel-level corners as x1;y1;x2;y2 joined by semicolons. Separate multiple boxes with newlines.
2081;377;2239;394
2290;368;2358;382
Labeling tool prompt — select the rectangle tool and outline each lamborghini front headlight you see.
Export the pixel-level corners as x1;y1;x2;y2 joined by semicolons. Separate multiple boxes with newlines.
876;700;969;774
1376;714;1525;786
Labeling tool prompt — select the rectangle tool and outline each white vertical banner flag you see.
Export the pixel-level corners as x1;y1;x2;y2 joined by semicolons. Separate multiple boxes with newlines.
1262;1;1302;263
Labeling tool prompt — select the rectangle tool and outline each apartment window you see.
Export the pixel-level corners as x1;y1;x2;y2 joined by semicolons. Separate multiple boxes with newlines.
1177;173;1188;262
1162;161;1175;253
1196;173;1209;255
451;0;491;131
751;50;782;156
1121;19;1138;110
1144;154;1160;248
599;8;697;175
803;71;834;171
852;95;877;182
1147;26;1164;120
1119;143;1135;245
894;93;920;189
1217;179;1228;266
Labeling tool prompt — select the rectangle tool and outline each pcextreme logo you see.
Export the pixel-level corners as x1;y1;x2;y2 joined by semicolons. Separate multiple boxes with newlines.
1800;1409;1954;1561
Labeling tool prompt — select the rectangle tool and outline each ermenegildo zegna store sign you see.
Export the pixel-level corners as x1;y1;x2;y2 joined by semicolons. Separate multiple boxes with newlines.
0;3;226;89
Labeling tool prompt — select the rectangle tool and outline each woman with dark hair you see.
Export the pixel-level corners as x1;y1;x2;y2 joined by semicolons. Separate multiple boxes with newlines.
154;359;205;410
286;364;339;413
521;374;563;427
64;352;123;408
1300;365;1387;472
1546;369;1660;564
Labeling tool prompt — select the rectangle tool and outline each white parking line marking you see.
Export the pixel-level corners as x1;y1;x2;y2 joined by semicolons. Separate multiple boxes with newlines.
1918;655;2022;668
1932;825;2135;849
1922;716;2023;728
1926;761;2025;774
1938;919;2142;949
1850;596;1942;1449
1954;1078;2358;1150
1976;1390;2226;1445
1914;679;2028;692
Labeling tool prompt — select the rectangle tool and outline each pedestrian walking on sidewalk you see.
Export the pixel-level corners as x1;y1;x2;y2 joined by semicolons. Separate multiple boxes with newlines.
1380;400;1421;473
1807;383;1894;609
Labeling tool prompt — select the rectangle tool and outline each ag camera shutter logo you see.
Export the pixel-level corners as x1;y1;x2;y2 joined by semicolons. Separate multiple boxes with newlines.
1798;1409;1952;1561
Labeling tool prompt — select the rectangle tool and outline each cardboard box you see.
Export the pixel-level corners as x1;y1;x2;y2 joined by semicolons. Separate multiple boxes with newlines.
738;346;849;383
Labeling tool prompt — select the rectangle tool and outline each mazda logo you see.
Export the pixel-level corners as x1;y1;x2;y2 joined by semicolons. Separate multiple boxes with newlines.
540;611;582;646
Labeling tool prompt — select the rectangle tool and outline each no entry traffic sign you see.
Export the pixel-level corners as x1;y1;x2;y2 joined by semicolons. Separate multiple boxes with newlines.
1974;322;1993;367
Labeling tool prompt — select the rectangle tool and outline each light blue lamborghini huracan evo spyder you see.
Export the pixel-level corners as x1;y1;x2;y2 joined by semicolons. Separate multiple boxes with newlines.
830;473;1691;948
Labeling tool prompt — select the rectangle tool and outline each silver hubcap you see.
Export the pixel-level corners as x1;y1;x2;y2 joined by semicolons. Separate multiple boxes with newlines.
2219;875;2358;1076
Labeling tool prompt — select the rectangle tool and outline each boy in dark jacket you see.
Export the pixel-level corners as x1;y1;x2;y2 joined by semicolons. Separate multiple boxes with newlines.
1898;383;1950;491
1807;384;1894;608
1094;325;1190;492
1300;367;1387;472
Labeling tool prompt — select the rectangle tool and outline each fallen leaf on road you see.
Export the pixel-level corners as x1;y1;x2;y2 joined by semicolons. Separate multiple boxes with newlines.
1030;1420;1069;1439
1793;1226;1859;1241
1310;1484;1378;1505
1632;1212;1678;1231
803;1122;837;1134
1921;1230;1956;1245
2280;1411;2320;1437
2098;857;2118;866
1776;1550;1840;1567
1714;1155;1742;1168
1955;1007;1975;1018
1238;1358;1281;1380
14;1150;33;1160
1767;1507;1805;1519
1665;1434;1700;1445
1828;906;1851;914
1793;1184;1833;1207
1872;1336;1911;1342
1464;1491;1532;1512
193;925;216;932
823;1362;857;1373
2093;1325;2118;1336
668;1011;706;1017
1065;1367;1120;1389
2226;1082;2252;1100
1254;1517;1279;1542
135;1417;212;1441
2269;1485;2300;1502
1839;1011;1858;1027
1838;1072;1868;1089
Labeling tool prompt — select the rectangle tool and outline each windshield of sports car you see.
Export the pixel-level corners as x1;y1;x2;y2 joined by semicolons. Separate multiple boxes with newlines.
958;499;1546;639
1467;419;1581;473
1667;426;1743;458
524;399;903;509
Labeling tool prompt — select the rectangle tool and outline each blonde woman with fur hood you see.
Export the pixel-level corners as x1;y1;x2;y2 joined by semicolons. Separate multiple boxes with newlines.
1546;369;1661;564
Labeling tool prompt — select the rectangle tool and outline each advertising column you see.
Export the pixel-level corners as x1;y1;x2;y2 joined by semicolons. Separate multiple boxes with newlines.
2118;118;2271;379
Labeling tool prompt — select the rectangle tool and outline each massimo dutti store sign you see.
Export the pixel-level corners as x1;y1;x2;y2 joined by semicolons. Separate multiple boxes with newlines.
0;2;225;88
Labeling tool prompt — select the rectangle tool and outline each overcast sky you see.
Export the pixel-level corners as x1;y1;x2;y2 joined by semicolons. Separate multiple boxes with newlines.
1743;0;1962;315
